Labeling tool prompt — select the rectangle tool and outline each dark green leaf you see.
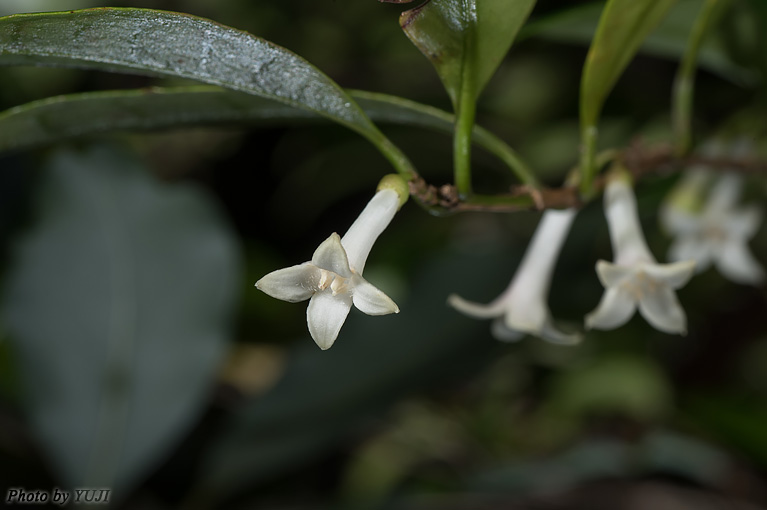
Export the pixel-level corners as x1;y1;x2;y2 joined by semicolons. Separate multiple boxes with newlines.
0;146;241;492
0;8;391;156
384;0;536;108
0;87;537;184
0;86;315;151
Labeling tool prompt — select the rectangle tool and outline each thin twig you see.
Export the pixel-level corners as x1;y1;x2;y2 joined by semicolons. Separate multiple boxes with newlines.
408;140;767;215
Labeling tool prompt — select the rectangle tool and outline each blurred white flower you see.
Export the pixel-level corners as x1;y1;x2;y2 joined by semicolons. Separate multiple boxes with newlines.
448;209;581;344
256;188;401;350
586;177;696;334
661;171;764;285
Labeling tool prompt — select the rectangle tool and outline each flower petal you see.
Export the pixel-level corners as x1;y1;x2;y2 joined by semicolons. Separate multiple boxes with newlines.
311;233;352;277
668;236;712;273
637;286;687;334
585;287;636;330
716;241;765;285
659;204;701;236
706;173;742;213
447;293;508;319
540;318;583;345
504;297;548;335
595;260;635;287
727;205;763;239
642;260;696;290
351;274;399;315
255;263;320;302
307;290;353;350
490;318;525;343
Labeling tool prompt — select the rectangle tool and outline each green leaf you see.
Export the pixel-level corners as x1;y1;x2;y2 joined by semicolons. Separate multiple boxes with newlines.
581;0;678;129
384;0;537;108
0;86;316;151
0;146;241;492
382;0;537;195
0;86;538;186
579;0;677;196
521;0;750;83
0;8;415;178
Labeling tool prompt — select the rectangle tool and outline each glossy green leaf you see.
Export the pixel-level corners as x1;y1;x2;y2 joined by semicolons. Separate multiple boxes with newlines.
383;0;537;108
1;146;241;492
0;86;537;185
0;8;414;177
581;0;678;129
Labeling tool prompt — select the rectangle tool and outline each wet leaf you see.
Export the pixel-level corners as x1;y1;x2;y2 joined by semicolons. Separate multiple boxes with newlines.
0;9;386;150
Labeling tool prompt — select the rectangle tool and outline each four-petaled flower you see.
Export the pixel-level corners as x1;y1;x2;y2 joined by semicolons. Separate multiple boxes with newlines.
256;188;401;350
661;171;764;285
586;177;696;334
448;209;582;344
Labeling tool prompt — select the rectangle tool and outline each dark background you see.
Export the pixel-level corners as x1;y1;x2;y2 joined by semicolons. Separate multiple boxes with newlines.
1;0;767;508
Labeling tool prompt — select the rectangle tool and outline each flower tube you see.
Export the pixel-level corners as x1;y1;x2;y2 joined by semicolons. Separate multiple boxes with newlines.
586;176;696;334
449;208;581;344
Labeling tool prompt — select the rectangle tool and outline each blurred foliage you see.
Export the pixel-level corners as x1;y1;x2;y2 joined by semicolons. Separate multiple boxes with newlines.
1;0;767;509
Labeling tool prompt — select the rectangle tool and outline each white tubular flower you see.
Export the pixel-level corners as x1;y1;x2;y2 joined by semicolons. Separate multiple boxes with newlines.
586;178;696;335
448;209;581;345
661;172;764;285
256;187;402;350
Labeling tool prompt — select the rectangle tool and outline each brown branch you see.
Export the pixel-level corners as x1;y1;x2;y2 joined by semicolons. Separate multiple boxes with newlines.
408;140;767;215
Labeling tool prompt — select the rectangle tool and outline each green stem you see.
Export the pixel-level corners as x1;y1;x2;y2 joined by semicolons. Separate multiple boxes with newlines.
673;0;731;156
351;90;539;188
579;124;598;198
366;129;419;182
672;75;694;156
453;86;477;197
473;128;540;189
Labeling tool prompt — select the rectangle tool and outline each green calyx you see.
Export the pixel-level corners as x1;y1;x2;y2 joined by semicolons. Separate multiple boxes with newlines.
377;174;410;209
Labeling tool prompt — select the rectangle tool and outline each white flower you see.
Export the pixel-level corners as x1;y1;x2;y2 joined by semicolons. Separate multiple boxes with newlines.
448;209;581;344
661;171;764;285
586;178;696;334
256;188;401;350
